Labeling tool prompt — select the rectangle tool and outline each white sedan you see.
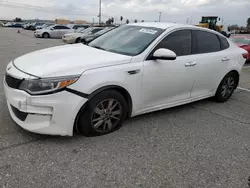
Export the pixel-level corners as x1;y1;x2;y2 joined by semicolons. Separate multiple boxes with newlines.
62;27;104;44
34;24;74;38
4;22;247;136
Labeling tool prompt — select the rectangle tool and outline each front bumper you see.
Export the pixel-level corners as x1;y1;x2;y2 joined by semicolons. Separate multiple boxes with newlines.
4;77;88;136
62;37;76;44
34;33;42;38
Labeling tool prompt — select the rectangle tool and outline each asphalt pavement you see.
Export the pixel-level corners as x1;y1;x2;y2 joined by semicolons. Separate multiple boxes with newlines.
0;28;250;188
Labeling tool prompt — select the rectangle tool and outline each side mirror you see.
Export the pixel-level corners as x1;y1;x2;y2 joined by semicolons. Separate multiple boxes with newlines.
152;48;177;60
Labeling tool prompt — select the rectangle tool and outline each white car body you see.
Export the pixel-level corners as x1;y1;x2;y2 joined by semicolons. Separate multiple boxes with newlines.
62;27;104;44
4;22;247;136
34;24;74;38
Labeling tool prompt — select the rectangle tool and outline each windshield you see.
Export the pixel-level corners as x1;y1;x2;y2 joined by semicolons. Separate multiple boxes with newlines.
89;25;164;56
231;37;250;45
95;28;113;35
80;27;94;34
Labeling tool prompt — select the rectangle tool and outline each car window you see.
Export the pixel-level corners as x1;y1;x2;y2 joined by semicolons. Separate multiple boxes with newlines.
91;28;103;34
54;25;69;30
218;36;230;50
192;30;220;54
154;30;191;56
231;37;250;45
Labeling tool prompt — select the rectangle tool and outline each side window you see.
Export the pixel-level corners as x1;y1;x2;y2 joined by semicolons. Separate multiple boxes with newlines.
218;36;229;50
192;30;220;54
155;30;191;56
53;26;61;30
60;26;70;29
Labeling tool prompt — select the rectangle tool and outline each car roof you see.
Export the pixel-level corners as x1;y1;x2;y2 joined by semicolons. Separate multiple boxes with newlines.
128;22;201;30
128;22;227;37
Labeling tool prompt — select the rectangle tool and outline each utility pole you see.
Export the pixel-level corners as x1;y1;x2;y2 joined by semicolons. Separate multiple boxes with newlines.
159;12;162;22
98;0;101;25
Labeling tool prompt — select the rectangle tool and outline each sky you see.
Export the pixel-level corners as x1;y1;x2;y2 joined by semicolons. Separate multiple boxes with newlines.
0;0;249;26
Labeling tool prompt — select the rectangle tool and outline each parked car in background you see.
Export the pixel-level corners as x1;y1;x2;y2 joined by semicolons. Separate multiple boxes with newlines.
82;27;114;44
36;23;54;30
9;23;23;28
4;23;247;136
26;22;45;31
62;27;104;44
231;36;250;61
2;22;13;27
22;23;31;29
67;24;89;31
34;24;74;38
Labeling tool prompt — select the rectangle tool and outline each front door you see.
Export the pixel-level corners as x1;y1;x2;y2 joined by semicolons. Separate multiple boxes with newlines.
142;29;195;109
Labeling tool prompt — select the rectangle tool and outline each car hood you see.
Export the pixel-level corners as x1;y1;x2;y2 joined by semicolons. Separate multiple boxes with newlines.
64;33;83;38
13;44;132;78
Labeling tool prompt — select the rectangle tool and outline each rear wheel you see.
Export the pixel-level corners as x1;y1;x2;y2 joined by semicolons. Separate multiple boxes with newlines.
77;90;128;137
215;72;238;102
75;38;81;43
42;32;50;38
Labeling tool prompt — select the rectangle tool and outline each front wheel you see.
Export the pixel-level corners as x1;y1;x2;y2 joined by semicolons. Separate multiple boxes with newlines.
42;32;50;38
215;72;238;102
77;90;128;137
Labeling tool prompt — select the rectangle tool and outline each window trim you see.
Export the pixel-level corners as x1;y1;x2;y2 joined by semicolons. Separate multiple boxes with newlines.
145;28;192;60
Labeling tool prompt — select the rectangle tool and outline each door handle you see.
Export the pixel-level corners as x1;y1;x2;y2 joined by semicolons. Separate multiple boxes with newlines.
221;57;230;62
185;62;196;67
126;69;140;75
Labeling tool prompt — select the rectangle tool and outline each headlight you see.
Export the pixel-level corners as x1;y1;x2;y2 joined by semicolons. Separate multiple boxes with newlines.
19;75;79;95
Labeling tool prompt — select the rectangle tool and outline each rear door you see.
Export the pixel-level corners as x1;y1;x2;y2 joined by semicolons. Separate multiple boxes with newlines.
190;30;231;98
58;26;72;37
50;25;61;38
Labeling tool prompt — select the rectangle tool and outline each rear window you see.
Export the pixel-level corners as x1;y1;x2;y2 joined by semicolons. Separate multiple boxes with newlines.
218;36;229;50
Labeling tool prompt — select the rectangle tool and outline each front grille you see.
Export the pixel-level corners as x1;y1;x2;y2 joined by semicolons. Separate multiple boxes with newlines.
10;105;28;121
5;74;23;89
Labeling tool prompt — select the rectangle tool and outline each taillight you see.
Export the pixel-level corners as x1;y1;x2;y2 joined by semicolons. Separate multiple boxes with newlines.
242;53;249;59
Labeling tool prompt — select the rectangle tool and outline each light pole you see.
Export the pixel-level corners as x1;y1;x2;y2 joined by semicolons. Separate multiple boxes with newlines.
159;12;162;22
98;0;102;25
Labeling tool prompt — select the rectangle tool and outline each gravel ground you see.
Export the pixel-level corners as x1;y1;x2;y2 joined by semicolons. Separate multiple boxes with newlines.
0;28;250;188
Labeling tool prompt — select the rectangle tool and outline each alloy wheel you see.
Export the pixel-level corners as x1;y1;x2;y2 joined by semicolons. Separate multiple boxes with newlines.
221;76;235;98
91;99;122;133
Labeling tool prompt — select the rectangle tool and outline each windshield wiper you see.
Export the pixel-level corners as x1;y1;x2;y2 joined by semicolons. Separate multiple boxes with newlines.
91;45;107;51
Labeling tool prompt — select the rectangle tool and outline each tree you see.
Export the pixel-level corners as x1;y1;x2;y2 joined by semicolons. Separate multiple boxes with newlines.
247;17;250;28
14;17;22;22
134;19;137;23
111;17;114;24
126;19;129;24
120;16;123;24
141;20;144;22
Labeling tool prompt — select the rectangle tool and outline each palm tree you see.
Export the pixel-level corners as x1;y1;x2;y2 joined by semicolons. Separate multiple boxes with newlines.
120;16;123;24
247;17;250;28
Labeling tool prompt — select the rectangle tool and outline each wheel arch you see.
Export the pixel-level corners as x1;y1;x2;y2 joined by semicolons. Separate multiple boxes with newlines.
88;85;133;118
73;85;133;133
227;70;240;88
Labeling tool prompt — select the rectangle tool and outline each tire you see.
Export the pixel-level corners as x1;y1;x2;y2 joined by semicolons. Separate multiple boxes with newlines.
75;38;81;43
215;72;238;102
77;90;128;137
42;32;50;38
